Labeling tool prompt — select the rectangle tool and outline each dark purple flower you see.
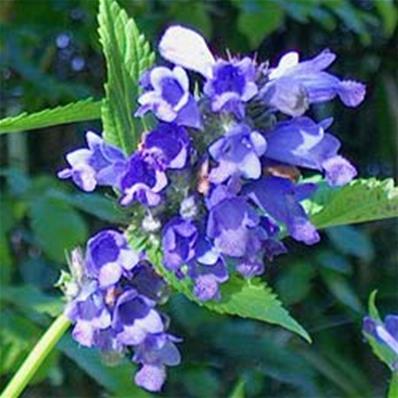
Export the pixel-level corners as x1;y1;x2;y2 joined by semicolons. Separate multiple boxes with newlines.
85;230;140;288
206;185;262;257
363;315;398;356
265;117;357;186
119;153;168;207
246;176;320;245
209;123;266;183
142;123;191;170
262;50;366;116
133;333;181;392
112;289;164;346
136;66;201;129
58;131;127;192
162;217;198;273
65;281;111;347
204;58;258;117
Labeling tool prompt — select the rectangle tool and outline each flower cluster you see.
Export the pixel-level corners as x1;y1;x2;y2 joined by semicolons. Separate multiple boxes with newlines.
62;230;180;392
59;25;366;391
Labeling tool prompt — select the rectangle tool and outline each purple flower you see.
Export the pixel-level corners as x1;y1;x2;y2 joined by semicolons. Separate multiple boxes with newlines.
203;58;258;117
119;153;168;207
265;117;357;186
112;289;164;346
159;26;257;118
133;333;181;392
262;50;366;116
136;66;201;129
206;185;262;257
246;176;320;245
142;123;191;170
86;230;140;288
58;131;127;192
363;315;398;356
209;123;266;183
189;237;228;301
162;217;198;273
65;281;111;347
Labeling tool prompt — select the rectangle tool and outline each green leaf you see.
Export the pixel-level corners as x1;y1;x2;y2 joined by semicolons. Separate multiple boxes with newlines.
229;378;246;398
389;372;398;398
29;195;88;262
368;290;381;320
59;335;152;397
309;178;398;230
236;0;284;48
98;0;155;153
375;0;398;37
0;98;102;134
127;229;311;343
47;189;128;224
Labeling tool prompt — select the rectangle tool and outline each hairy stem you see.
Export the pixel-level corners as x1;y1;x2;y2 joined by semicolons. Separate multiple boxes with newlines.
1;314;71;398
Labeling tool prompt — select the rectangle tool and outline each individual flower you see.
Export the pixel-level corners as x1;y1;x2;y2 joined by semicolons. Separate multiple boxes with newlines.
209;123;266;183
65;280;111;347
136;66;201;129
142;123;191;170
264;117;357;186
112;289;164;346
363;315;398;356
58;131;127;192
203;57;258;117
206;184;263;258
162;217;198;274
246;176;320;245
85;230;140;288
159;26;257;117
188;236;228;301
262;49;366;116
133;333;181;392
119;153;168;207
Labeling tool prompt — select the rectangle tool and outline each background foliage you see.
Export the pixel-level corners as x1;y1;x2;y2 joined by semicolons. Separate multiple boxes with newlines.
0;0;397;397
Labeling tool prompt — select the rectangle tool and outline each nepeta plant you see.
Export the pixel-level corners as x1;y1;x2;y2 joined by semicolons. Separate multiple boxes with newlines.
1;0;397;396
57;22;367;391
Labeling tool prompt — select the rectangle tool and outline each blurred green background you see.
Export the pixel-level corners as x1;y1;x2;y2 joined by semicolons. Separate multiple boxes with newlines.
0;0;397;397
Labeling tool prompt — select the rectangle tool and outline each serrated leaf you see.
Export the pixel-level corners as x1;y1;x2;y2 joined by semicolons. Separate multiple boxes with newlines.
127;229;311;343
309;178;398;230
98;0;155;153
0;98;102;134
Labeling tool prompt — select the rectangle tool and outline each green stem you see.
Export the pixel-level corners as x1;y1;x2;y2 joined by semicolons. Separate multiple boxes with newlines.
1;314;71;398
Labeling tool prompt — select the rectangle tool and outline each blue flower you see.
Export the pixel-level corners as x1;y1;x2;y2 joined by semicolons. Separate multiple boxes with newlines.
209;123;266;183
142;123;191;170
162;217;198;274
159;26;257;118
265;117;357;186
86;230;140;288
206;184;263;257
65;280;111;347
363;315;398;357
112;289;164;346
246;176;320;245
203;58;258;117
133;333;181;392
262;50;366;116
120;153;168;207
136;66;201;129
58;131;127;192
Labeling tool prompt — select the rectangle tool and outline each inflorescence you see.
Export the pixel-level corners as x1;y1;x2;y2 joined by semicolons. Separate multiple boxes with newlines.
58;26;366;391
